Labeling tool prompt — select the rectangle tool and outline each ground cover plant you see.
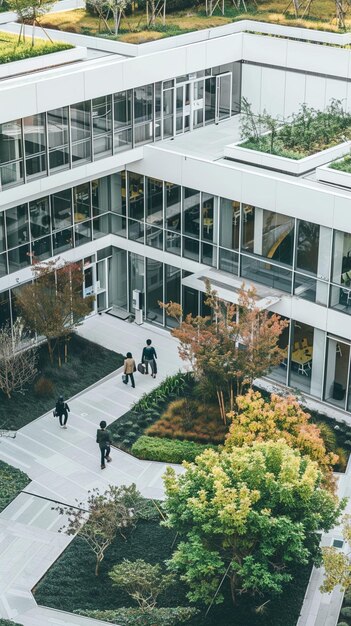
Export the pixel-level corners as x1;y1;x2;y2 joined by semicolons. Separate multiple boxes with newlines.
0;31;72;65
34;505;312;626
0;460;30;512
240;98;351;159
0;621;24;626
0;334;123;430
330;154;351;173
35;0;351;45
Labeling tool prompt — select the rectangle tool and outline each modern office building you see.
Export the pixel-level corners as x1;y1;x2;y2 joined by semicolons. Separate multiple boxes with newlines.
1;17;351;413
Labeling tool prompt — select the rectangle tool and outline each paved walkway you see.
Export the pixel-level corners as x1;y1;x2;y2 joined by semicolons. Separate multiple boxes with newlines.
0;313;350;626
0;315;184;625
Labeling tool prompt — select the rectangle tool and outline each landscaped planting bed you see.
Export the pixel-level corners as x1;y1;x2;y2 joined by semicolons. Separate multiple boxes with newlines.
0;31;72;65
239;100;351;159
0;334;123;431
0;620;24;626
330;154;351;173
34;513;311;626
109;372;350;471
0;460;30;513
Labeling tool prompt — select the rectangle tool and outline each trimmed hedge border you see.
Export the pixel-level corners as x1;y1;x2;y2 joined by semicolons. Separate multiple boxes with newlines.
75;607;199;626
0;620;24;625
131;435;217;464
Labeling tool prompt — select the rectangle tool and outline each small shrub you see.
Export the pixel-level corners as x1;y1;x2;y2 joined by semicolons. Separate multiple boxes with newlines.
122;438;131;447
341;606;351;619
131;435;217;464
0;620;24;626
75;606;199;626
337;622;349;626
34;376;55;398
335;447;348;472
343;589;351;605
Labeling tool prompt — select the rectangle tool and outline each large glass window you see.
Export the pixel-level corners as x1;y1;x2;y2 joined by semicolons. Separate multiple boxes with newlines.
146;258;163;324
29;197;51;240
242;207;294;265
0;213;5;253
113;90;132;152
296;220;320;275
289;321;314;394
165;265;180;328
71;101;91;166
6;204;29;249
0;119;23;188
128;172;144;221
47;107;70;172
8;244;31;272
201;192;217;243
53;228;73;254
324;338;350;410
92;96;112;158
146;177;163;227
134;85;153;146
219;198;240;250
23;113;47;179
165;182;181;232
75;220;91;246
129;252;144;312
92;176;111;215
183;187;200;238
73;183;91;222
32;235;52;261
51;189;72;230
330;230;351;314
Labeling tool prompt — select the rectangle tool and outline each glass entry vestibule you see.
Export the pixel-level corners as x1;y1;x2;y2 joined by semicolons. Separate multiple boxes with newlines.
160;71;233;140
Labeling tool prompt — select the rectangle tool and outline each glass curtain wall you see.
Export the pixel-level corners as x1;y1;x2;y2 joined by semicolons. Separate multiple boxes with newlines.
47;107;70;173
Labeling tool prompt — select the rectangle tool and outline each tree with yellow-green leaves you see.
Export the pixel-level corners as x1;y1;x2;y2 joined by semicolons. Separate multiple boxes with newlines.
225;390;338;489
164;440;344;607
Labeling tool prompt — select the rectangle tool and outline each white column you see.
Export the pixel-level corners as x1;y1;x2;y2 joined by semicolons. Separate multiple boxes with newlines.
253;207;263;255
310;328;326;398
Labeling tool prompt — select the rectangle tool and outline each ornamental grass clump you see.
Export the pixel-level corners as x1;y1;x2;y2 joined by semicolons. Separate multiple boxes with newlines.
240;98;351;159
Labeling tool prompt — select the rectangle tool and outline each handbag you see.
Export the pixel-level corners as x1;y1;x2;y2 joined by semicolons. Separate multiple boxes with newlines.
138;363;145;374
122;374;128;384
53;409;58;418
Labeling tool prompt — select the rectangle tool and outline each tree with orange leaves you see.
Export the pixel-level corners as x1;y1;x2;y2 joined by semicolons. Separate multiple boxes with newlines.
16;259;94;366
225;389;338;488
161;282;288;421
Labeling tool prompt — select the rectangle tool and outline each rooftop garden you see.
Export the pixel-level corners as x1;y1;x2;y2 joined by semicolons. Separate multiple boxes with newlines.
330;153;351;172
0;31;72;65
32;0;351;45
239;98;351;159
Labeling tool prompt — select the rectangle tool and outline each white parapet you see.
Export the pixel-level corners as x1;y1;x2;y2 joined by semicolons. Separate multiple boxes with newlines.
0;44;87;80
224;140;351;176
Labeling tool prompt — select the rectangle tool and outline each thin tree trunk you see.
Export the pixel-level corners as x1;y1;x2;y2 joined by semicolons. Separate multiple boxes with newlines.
47;339;54;366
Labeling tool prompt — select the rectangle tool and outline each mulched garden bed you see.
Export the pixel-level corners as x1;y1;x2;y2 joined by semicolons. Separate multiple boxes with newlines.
0;334;124;431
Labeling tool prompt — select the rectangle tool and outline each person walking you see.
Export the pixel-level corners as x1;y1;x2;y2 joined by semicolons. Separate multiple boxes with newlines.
141;339;157;378
96;420;112;469
55;395;70;429
123;352;136;388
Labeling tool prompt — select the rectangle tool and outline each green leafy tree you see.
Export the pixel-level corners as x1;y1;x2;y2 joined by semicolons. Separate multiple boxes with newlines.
162;283;288;420
16;259;94;367
56;484;145;576
109;559;175;609
7;0;55;45
164;441;344;606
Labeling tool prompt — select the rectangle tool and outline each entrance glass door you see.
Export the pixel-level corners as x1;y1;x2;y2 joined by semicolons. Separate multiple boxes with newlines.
192;79;204;129
215;73;232;123
83;264;96;315
176;84;191;135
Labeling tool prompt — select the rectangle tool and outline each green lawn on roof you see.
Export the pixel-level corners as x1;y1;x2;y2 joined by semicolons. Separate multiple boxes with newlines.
0;31;72;65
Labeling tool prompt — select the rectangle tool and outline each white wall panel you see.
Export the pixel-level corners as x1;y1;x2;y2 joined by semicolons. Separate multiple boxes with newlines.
260;67;286;117
325;77;348;108
241;63;261;113
283;71;305;119
304;75;326;110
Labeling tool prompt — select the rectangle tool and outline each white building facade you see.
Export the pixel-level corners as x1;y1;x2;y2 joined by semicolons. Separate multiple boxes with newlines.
1;20;351;413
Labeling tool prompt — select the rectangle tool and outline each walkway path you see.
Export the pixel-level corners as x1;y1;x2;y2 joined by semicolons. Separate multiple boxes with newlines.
1;313;351;625
0;315;184;625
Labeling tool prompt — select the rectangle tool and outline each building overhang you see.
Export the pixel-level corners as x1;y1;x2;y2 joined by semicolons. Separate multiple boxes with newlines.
182;268;281;311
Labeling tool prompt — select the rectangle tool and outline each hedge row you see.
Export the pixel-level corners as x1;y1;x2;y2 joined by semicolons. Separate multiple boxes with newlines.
75;606;198;626
131;435;217;464
0;620;24;626
0;461;30;513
